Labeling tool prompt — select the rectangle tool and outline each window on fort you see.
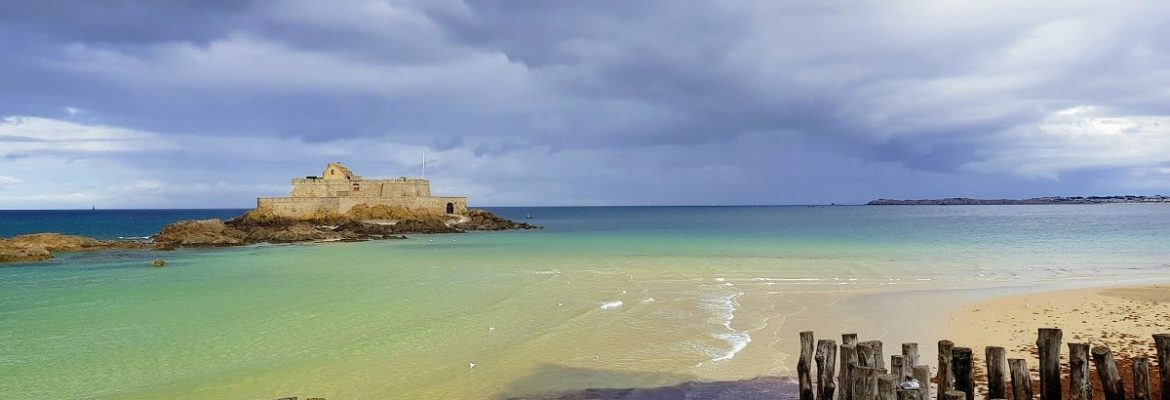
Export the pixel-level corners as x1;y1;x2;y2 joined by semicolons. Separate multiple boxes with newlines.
353;183;360;192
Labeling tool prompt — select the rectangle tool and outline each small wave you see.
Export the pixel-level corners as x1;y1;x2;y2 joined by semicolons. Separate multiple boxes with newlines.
751;277;822;281
117;236;153;240
709;331;752;362
599;300;623;310
641;297;656;303
524;270;562;275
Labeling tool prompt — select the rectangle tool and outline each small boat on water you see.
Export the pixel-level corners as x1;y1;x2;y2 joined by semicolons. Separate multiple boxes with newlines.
526;213;533;219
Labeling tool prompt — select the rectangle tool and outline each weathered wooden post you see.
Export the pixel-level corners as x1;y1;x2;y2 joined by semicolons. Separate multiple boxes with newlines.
1091;345;1126;400
859;341;886;370
1008;358;1033;400
899;389;921;400
938;340;955;400
879;374;899;400
1135;357;1152;400
903;343;920;367
944;390;966;400
801;331;815;400
987;346;1008;400
1154;334;1170;400
856;366;881;400
1069;343;1092;400
842;334;859;400
913;365;932;400
892;355;907;382
1037;328;1063;400
818;339;839;400
953;347;975;400
843;344;858;400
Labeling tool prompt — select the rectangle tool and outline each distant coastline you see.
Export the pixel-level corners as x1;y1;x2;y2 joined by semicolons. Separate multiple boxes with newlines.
867;195;1170;205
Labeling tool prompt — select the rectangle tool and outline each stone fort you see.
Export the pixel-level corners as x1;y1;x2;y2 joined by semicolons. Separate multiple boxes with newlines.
257;163;468;218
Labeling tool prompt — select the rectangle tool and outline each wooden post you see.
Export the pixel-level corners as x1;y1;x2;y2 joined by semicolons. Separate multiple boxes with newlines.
903;342;920;367
1009;358;1033;400
899;389;921;400
1037;328;1063;400
1091;345;1126;400
1069;343;1092;400
859;341;886;370
953;347;975;400
938;340;955;400
1154;334;1170;400
913;365;931;400
801;331;815;400
944;390;966;400
1135;357;1152;400
818;340;839;400
987;346;1008;400
844;333;859;346
892;355;907;382
879;374;898;400
842;344;858;400
856;366;880;400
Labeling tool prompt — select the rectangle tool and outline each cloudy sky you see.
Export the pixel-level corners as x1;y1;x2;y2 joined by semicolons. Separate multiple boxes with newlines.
1;0;1169;208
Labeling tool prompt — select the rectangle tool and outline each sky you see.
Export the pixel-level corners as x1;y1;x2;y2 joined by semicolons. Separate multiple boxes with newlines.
1;0;1169;208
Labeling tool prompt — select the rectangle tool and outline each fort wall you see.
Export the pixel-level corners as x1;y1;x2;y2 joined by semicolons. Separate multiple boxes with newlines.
290;178;431;198
257;196;467;218
257;163;468;219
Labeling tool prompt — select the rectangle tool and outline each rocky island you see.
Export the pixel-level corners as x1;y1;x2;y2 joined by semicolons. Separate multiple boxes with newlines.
867;195;1170;205
0;163;538;264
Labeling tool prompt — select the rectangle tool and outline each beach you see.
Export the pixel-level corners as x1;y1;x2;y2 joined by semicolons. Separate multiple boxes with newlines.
3;205;1170;399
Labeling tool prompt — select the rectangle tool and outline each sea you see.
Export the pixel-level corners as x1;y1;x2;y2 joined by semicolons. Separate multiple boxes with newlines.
2;205;1170;399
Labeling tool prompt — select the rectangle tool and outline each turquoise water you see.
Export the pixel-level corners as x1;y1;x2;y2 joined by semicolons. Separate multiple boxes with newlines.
3;206;1170;399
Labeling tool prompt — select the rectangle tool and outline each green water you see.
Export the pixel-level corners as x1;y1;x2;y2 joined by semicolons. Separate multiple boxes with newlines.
3;206;1170;399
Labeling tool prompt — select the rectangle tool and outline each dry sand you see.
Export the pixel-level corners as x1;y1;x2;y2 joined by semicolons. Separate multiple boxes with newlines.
940;283;1170;399
947;284;1170;361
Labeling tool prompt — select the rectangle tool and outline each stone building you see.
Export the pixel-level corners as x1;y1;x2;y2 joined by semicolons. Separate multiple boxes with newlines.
257;162;468;218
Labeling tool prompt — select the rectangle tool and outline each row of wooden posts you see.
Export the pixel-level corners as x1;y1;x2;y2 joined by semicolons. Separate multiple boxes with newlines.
797;329;1170;400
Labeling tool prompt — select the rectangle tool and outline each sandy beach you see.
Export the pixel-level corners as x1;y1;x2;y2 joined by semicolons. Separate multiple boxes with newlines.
947;283;1170;362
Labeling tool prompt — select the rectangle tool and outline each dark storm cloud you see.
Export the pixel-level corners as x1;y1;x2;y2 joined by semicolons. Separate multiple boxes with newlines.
2;0;1170;208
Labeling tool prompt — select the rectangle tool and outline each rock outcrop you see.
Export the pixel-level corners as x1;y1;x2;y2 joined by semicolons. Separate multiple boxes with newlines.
152;207;536;250
454;209;541;231
0;233;146;263
153;219;245;250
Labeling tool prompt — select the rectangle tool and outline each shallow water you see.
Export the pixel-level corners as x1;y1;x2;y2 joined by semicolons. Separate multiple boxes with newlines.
2;205;1170;399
